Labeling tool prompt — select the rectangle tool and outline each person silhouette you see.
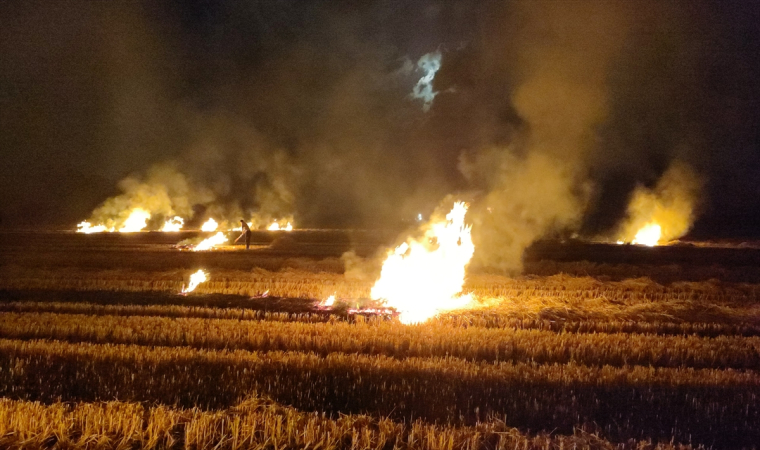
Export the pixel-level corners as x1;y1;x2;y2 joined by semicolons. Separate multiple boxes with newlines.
235;219;252;249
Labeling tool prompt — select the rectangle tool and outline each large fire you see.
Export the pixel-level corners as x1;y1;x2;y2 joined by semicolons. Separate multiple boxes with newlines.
181;269;207;294
371;202;474;324
200;218;219;232
161;216;184;232
118;208;151;232
194;232;228;251
631;223;662;247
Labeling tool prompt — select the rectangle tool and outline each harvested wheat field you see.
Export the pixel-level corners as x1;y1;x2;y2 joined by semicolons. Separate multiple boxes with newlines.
2;231;760;449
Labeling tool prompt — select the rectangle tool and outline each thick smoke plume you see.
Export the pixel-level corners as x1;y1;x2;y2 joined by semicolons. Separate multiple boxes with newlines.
84;139;300;230
85;156;298;231
460;0;629;272
86;164;211;230
461;151;584;272
199;148;300;230
617;161;702;244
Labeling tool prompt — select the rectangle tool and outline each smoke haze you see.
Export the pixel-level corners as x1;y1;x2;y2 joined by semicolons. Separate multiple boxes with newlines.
2;1;759;255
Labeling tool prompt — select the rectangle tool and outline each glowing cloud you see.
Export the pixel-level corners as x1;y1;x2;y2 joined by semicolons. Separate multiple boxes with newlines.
411;50;442;112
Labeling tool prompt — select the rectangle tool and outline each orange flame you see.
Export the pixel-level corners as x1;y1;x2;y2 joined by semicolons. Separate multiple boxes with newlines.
76;222;113;233
200;218;218;232
118;208;150;232
631;223;662;247
371;202;474;324
161;216;184;232
268;221;294;231
77;208;150;233
194;232;228;251
617;162;700;246
181;269;207;293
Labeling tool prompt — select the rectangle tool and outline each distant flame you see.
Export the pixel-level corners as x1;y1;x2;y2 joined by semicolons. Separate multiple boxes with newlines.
631;223;661;247
161;216;184;232
323;295;335;307
268;221;294;231
119;208;150;232
200;218;218;232
76;222;113;234
181;269;207;294
371;202;474;324
194;232;227;251
616;161;700;246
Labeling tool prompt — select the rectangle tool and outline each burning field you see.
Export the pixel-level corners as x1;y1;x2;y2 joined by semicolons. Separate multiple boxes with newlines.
3;213;760;449
3;0;760;448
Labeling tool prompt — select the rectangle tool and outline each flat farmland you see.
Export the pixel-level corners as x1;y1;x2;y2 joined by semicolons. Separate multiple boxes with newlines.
2;231;760;449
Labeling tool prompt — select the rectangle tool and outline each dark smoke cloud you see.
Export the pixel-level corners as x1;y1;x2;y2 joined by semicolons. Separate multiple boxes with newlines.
447;0;632;270
1;1;758;249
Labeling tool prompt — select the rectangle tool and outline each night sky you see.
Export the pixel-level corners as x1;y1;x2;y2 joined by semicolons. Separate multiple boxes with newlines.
1;0;759;238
